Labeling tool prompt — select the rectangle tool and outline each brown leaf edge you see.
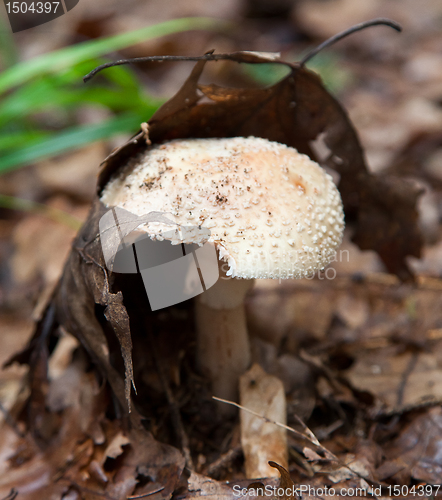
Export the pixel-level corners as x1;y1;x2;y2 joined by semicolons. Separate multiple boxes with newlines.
7;199;137;421
269;461;296;500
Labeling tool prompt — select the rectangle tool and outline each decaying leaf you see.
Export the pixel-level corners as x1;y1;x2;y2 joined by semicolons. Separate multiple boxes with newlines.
348;349;442;412
376;407;442;485
1;334;185;500
269;462;295;500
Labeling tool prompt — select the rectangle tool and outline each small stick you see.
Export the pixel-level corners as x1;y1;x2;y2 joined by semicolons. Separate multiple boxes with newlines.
83;51;284;83
212;396;375;482
300;18;402;66
396;351;418;407
127;486;165;499
291;413;321;447
84;19;402;84
213;396;318;444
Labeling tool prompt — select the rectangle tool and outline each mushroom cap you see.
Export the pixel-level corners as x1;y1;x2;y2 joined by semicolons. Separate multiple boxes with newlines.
100;137;344;279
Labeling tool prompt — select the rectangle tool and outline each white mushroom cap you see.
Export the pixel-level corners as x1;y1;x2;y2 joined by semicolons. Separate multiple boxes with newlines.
100;137;344;279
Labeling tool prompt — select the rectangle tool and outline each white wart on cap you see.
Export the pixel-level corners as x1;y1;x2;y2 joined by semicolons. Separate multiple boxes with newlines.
101;136;344;278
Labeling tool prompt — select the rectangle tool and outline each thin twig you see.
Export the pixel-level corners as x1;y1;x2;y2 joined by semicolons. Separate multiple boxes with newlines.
314;419;344;441
127;486;165;499
83;51;284;83
300;18;402;66
84;20;402;83
291;413;321;447
213;396;382;484
63;481;117;499
371;397;442;419
213;396;317;443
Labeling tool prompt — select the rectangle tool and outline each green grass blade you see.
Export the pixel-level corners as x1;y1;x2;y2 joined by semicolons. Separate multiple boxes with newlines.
0;129;51;151
0;14;19;68
0;57;150;126
0;17;228;94
0;82;161;125
0;112;147;173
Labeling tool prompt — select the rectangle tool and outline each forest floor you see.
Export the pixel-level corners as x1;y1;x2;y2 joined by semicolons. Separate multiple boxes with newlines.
1;0;442;499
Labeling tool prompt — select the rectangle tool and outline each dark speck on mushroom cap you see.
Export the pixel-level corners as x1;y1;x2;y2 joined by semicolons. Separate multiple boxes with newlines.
100;137;345;279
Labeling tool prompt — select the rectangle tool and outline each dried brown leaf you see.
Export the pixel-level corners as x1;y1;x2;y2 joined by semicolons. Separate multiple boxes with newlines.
103;432;130;460
348;349;442;412
377;407;442;484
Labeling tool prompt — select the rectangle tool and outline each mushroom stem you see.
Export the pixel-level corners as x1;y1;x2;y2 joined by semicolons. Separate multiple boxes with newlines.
195;262;254;405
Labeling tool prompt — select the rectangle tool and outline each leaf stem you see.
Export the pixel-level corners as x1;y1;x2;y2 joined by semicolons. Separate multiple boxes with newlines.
83;51;285;82
300;18;402;66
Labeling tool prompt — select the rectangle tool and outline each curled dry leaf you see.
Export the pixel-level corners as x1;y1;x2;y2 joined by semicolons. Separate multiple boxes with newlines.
268;462;296;500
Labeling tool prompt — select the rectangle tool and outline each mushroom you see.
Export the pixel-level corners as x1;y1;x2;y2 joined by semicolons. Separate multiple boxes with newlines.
100;136;344;402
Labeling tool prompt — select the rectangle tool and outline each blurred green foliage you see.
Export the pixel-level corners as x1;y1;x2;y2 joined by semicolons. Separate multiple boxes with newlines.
0;17;224;174
242;52;352;94
0;17;351;175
